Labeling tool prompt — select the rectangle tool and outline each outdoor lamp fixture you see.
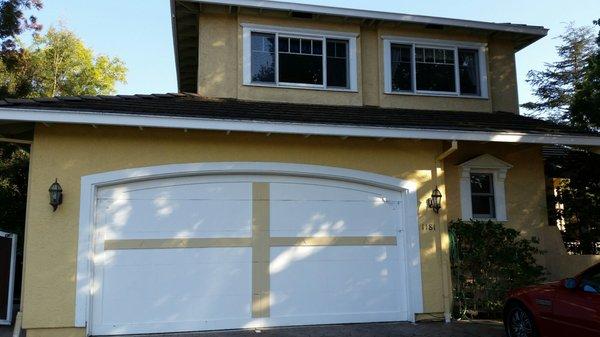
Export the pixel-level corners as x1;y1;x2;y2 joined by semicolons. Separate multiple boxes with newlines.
49;179;63;212
427;186;442;214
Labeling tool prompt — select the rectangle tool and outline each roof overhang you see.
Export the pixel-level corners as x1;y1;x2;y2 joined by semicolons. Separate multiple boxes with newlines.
171;0;548;92
188;0;549;36
1;107;598;147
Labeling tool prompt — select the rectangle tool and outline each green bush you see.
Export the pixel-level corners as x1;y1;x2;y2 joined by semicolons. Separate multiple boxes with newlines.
449;219;546;319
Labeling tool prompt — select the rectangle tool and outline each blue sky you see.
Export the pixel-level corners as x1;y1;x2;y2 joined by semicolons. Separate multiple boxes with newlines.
31;0;599;108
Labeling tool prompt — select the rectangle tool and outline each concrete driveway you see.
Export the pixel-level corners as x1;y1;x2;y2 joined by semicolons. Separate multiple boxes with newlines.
115;321;505;337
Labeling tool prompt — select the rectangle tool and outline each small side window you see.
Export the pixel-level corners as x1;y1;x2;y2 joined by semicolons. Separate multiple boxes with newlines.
326;39;349;88
391;44;412;92
458;49;480;95
251;33;275;83
470;173;496;219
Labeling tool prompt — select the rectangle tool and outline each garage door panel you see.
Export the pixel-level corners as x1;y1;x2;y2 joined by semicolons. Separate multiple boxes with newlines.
270;246;401;293
102;258;250;299
101;293;251;326
270;182;401;237
271;289;404;317
98;182;252;239
93;248;252;330
101;247;250;266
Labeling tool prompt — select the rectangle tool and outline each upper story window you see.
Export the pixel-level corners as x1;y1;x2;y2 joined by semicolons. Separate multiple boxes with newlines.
243;24;358;91
384;37;488;98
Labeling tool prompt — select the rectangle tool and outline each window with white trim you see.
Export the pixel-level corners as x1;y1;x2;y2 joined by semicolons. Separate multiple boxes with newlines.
459;154;512;221
470;173;496;219
384;38;488;97
243;25;358;91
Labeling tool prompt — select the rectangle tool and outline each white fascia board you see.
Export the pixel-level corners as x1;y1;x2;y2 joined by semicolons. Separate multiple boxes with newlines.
188;0;548;36
0;108;598;146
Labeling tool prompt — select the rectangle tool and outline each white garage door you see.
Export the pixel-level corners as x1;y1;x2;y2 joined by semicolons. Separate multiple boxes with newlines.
89;172;416;335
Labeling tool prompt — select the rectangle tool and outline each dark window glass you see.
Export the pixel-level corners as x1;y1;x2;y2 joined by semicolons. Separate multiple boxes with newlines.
289;38;300;53
415;47;456;92
278;37;289;53
251;33;275;83
391;44;412;92
326;39;348;88
279;37;323;85
313;40;323;55
301;39;312;54
470;173;495;218
459;49;480;95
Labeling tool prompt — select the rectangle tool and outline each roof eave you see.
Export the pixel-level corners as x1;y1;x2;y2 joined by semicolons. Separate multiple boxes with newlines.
0;107;598;147
187;0;549;37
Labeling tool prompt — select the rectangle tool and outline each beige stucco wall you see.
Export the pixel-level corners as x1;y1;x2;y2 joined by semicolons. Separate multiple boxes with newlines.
22;124;456;335
197;7;520;112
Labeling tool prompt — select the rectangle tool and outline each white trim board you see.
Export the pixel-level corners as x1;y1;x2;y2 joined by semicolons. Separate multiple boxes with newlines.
185;0;548;37
0;107;598;146
75;162;423;331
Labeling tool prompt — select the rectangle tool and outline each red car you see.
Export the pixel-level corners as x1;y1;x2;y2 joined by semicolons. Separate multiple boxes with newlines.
504;263;600;337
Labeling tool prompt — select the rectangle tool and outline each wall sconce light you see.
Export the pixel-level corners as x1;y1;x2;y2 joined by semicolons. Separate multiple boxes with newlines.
427;186;442;214
49;179;63;212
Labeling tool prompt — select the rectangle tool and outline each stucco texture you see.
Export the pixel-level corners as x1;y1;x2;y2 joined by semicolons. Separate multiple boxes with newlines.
22;124;454;333
196;8;520;113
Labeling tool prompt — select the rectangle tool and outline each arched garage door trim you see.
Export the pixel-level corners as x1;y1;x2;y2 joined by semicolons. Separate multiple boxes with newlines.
75;162;423;331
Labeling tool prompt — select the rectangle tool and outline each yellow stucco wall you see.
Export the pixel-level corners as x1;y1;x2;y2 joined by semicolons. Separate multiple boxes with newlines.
22;124;454;334
197;7;520;112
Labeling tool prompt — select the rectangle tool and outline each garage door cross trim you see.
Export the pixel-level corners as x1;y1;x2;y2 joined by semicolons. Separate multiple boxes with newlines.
75;162;423;335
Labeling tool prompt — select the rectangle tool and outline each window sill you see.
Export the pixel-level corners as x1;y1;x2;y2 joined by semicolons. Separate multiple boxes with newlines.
472;218;508;222
243;82;358;93
384;91;489;100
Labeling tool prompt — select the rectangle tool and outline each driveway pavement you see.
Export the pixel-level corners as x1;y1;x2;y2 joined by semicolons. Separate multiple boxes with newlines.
116;321;505;337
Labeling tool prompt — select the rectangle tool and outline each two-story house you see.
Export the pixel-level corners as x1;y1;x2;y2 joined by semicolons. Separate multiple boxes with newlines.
0;0;599;336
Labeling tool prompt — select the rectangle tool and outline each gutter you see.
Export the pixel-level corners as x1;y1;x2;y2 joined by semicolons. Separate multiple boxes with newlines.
0;107;598;146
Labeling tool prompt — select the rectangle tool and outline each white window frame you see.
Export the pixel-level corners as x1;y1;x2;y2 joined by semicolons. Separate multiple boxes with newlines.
383;36;489;99
242;23;358;92
459;154;512;221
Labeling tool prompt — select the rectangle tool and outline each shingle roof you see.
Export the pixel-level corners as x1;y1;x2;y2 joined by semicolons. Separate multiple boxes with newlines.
0;93;596;137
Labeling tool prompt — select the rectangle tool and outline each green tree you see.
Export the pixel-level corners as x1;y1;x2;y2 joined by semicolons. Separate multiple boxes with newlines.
550;150;600;255
0;143;28;241
0;0;42;51
0;0;42;98
27;27;127;97
523;23;597;124
570;19;600;130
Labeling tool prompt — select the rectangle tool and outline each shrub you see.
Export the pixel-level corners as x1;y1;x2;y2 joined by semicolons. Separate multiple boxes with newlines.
449;219;546;319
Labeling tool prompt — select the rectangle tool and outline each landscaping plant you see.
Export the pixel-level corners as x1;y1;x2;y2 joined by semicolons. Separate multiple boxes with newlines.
449;219;546;319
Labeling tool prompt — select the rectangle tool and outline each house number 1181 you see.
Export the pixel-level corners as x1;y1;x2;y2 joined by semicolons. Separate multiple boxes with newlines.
421;224;437;231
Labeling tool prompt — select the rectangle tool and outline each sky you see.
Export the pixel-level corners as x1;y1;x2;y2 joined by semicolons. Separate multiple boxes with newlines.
29;0;600;108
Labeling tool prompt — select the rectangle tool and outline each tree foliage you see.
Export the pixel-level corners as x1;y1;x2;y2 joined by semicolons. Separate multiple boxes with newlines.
571;19;600;130
1;26;127;98
450;220;546;319
0;0;42;51
0;143;28;247
523;23;597;125
548;150;600;255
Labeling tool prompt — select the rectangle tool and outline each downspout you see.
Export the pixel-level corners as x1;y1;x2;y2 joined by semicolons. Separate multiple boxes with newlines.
434;140;458;323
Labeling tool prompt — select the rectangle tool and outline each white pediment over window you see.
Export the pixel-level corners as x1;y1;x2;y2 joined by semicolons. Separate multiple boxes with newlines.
459;154;513;170
458;154;512;222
